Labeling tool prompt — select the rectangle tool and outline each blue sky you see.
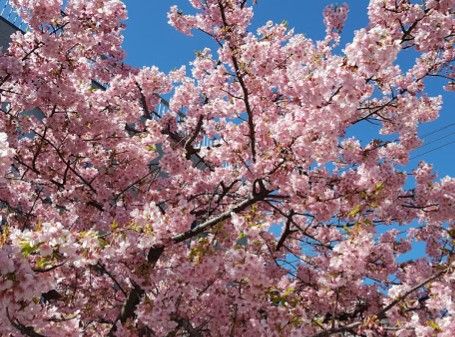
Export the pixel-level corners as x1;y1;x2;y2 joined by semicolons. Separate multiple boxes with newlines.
122;1;369;71
122;0;454;179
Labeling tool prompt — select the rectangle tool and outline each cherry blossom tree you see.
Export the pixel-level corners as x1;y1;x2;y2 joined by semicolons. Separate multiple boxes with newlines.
0;0;454;336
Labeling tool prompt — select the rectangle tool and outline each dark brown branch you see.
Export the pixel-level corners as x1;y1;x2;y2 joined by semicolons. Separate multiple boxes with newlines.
308;321;361;337
171;315;203;337
6;308;47;337
34;132;98;194
184;115;204;159
107;281;145;336
119;282;145;324
135;82;161;119
32;125;49;171
173;181;270;243
377;268;447;319
32;262;65;273
95;263;127;297
218;0;257;162
145;181;270;275
147;244;165;265
276;210;295;251
309;268;449;337
161;125;214;171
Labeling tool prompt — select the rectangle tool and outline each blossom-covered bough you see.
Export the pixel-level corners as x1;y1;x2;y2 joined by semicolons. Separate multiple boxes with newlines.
0;0;454;336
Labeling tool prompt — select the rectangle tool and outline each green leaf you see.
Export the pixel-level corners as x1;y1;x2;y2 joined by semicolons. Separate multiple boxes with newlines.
374;181;384;192
20;241;41;257
347;205;361;218
98;236;109;249
36;256;50;269
427;320;442;332
236;232;248;246
145;144;157;152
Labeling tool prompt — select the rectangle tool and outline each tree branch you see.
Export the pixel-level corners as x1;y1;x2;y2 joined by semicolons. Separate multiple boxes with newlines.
173;180;270;243
107;281;145;336
6;308;47;337
218;0;257;162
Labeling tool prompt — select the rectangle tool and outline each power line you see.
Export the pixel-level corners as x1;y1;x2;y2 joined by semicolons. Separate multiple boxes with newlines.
410;139;455;160
379;123;455;160
420;122;455;139
418;130;455;149
408;126;455;158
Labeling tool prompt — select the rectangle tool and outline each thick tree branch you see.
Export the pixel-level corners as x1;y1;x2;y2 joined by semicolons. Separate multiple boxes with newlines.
184;115;204;159
309;267;449;337
377;268;448;319
171;315;204;337
173;180;270;243
276;210;295;251
6;308;47;337
107;281;145;337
